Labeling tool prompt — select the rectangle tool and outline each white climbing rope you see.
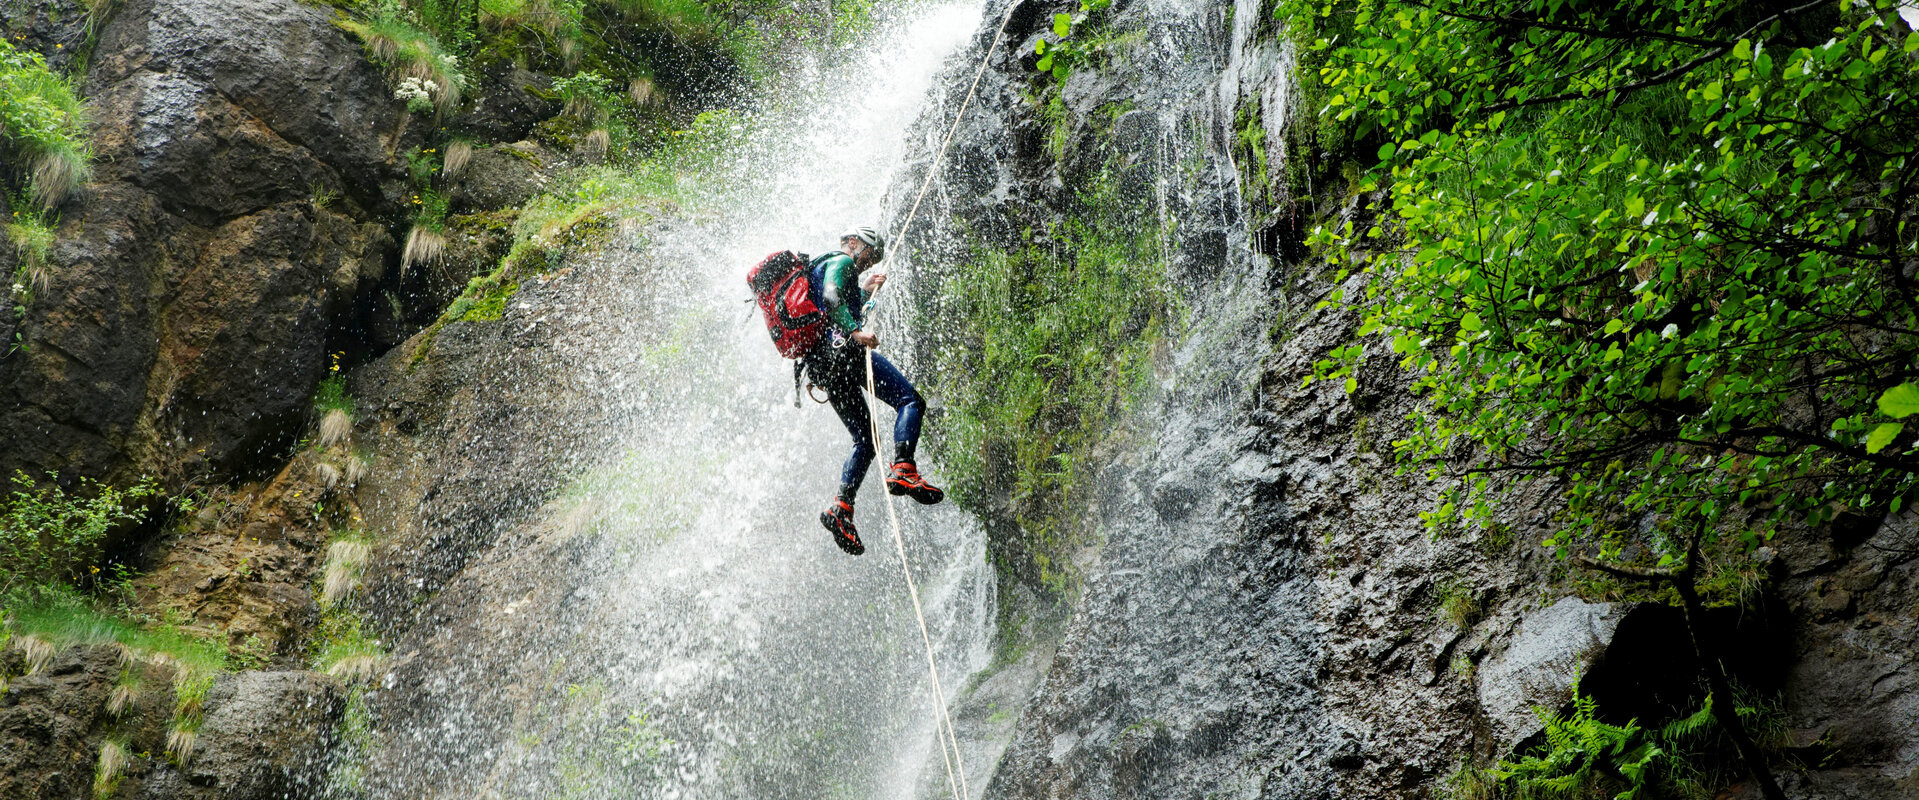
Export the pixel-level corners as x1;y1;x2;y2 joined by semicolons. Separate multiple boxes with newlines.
856;4;1020;798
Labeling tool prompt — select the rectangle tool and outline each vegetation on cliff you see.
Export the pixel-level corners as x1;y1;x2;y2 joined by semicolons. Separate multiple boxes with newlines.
1;37;89;316
1295;0;1919;577
1287;0;1919;795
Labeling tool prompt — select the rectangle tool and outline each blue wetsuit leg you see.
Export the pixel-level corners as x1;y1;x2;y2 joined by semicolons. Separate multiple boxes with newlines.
867;351;924;461
809;346;928;498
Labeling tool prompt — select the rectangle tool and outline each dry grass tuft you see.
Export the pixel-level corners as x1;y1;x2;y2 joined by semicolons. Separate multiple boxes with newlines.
344;456;371;487
442;140;474;178
628;77;657;108
318;408;354;450
166;727;197;766
107;682;138;716
323;652;384;684
581;128;611;161
30;149;89;211
19;635;54;675
401;227;448;278
94;739;129;796
321;538;371;608
314;461;343;491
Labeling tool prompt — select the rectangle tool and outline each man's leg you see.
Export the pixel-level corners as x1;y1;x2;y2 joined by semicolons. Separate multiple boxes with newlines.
866;351;925;463
808;349;873;554
867;352;943;505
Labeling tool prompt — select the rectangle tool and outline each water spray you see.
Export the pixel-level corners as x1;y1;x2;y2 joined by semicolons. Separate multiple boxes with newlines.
857;3;1020;797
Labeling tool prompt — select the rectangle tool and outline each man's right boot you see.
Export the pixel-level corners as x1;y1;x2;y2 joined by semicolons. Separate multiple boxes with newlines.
885;462;945;505
820;498;864;556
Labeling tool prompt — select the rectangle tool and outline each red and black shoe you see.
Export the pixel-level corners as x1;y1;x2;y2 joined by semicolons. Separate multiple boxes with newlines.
820;499;864;556
885;462;945;505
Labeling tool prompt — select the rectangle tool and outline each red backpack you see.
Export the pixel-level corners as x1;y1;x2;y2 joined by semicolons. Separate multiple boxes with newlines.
747;250;827;358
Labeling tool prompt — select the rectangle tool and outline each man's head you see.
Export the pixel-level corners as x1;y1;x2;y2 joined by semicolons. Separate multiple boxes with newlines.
841;226;886;268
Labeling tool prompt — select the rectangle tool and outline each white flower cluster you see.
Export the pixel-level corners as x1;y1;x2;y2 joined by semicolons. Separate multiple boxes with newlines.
9;283;22;295
394;77;439;103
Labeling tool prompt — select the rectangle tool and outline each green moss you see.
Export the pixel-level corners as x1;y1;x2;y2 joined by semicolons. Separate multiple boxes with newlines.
931;174;1171;601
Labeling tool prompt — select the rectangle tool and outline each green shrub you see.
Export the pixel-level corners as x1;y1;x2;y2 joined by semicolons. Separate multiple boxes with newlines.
1290;0;1919;591
0;471;158;597
0;39;92;212
1479;689;1788;800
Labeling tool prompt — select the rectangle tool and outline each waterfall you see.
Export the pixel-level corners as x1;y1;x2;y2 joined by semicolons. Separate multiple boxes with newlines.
353;4;998;798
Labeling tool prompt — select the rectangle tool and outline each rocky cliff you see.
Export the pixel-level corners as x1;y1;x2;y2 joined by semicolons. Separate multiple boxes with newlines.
3;0;1916;798
894;0;1919;798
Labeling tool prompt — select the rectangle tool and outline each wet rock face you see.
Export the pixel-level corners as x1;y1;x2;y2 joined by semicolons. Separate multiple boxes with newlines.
0;0;400;487
0;0;91;72
1474;597;1625;749
186;671;346;798
0;640;345;800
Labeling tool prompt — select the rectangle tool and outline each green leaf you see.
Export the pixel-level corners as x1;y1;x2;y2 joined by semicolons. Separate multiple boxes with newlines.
1878;383;1919;419
1377;142;1397;160
1053;13;1072;37
1460;312;1482;332
1865;422;1904;454
1036;53;1053;72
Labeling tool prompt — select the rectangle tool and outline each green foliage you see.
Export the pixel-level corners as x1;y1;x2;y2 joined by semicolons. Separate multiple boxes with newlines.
1479;690;1788;800
0;471;158;597
6;210;55;296
309;608;385;682
1493;692;1664;800
341;2;470;115
314;375;356;418
1030;0;1114;81
933;176;1169;597
4;588;232;676
0;39;92;212
1290;0;1919;582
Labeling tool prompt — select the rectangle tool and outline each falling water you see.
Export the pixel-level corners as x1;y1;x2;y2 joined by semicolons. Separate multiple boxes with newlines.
355;4;997;798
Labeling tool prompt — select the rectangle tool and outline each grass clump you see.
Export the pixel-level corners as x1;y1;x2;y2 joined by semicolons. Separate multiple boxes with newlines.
93;737;129;799
310;609;385;685
320;531;372;608
313;375;357;450
340;1;468;115
0;39;92;212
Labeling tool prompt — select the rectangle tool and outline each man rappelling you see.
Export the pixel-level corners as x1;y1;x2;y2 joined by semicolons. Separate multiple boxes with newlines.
747;226;945;557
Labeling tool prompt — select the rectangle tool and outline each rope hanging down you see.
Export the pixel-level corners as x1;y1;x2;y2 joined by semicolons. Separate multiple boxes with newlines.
858;4;1018;797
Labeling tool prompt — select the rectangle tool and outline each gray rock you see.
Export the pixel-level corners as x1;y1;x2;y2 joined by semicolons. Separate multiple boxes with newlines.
0;0;401;487
1476;596;1626;750
186;671;346;800
85;0;407;207
448;142;551;213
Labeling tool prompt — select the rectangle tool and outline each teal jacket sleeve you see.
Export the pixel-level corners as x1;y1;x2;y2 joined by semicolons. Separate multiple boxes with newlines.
817;253;866;333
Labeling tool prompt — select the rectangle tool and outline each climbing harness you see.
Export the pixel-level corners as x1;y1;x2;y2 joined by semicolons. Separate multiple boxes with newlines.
858;4;1020;797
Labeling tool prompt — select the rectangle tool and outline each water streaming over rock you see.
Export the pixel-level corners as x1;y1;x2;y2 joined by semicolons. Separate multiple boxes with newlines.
352;5;1000;798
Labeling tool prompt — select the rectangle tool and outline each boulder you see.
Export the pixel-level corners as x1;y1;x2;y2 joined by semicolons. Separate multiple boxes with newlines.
1475;596;1627;750
184;671;346;800
447;142;551;213
0;0;402;487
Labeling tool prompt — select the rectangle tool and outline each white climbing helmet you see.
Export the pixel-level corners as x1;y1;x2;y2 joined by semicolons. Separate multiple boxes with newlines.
841;226;886;261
